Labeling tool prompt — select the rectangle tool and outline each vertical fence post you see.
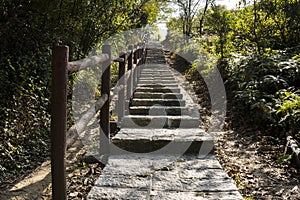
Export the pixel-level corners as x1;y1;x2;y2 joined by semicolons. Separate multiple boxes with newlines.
138;42;143;78
51;45;68;200
100;45;111;156
144;39;148;64
137;43;141;63
125;45;133;115
126;45;133;101
142;42;146;64
137;44;141;84
139;42;143;63
133;44;138;65
117;54;126;122
133;45;139;89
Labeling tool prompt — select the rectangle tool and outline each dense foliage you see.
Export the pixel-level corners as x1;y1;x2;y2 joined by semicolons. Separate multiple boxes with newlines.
228;48;300;135
165;0;300;160
0;0;161;184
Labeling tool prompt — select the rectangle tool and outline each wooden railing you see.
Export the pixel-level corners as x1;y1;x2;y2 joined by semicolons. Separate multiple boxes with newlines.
50;38;148;199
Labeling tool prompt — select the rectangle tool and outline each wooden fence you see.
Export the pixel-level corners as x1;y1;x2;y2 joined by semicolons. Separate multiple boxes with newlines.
51;38;148;199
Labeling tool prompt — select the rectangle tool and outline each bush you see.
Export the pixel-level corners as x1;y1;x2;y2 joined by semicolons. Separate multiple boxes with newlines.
227;47;300;135
275;88;300;137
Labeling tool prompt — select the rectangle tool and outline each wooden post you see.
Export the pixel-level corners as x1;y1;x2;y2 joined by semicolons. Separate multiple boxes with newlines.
142;42;146;64
118;54;126;122
138;42;144;79
51;45;68;200
137;43;140;63
133;45;139;89
127;45;133;71
144;39;148;64
138;42;143;64
100;45;111;156
126;45;133;100
133;44;138;65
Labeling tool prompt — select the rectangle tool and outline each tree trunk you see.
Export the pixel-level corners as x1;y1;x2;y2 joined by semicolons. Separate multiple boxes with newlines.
253;0;261;53
199;0;210;36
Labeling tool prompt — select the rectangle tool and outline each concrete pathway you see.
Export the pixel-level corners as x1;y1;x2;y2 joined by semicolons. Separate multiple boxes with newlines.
87;41;243;199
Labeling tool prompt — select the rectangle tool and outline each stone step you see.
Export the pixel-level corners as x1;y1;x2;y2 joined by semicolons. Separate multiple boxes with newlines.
140;72;170;75
141;67;169;70
129;106;189;116
140;69;171;71
88;187;243;200
139;73;173;76
137;81;178;86
141;70;172;72
140;71;173;74
141;70;173;72
141;71;170;74
141;69;170;72
87;155;243;199
145;54;165;57
131;99;185;107
145;60;166;63
141;69;169;71
139;77;175;81
120;115;199;128
135;87;180;93
133;92;183;99
136;84;179;88
145;57;165;59
112;128;213;155
146;52;164;54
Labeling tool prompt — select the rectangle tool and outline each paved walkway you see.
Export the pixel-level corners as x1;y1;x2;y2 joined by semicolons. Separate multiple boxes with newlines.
87;42;243;199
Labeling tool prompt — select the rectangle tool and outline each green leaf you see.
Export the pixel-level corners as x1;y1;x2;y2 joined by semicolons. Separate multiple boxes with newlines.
276;153;293;164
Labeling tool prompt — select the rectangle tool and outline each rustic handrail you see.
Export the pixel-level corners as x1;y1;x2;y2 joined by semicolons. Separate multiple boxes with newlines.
68;54;109;73
66;93;108;149
50;34;149;200
68;54;124;73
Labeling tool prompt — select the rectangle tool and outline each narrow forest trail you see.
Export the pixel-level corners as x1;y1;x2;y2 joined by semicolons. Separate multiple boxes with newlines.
87;41;243;199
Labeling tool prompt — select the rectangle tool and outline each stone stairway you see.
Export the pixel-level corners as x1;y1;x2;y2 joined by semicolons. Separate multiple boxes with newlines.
87;41;243;199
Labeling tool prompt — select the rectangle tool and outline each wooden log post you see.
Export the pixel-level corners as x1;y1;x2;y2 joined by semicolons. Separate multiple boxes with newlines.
133;44;138;65
137;43;141;63
126;45;133;100
51;45;68;200
138;42;144;77
142;42;146;64
137;43;142;81
133;45;139;89
125;45;133;115
144;39;148;64
117;54;126;122
100;45;111;157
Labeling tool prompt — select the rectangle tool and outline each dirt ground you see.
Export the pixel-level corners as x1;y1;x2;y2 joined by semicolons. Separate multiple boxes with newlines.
215;128;300;199
0;140;103;200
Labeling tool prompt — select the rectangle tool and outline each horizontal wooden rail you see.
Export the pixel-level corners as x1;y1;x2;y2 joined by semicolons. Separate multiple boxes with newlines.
68;54;109;73
68;54;125;73
112;56;125;63
66;94;108;149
